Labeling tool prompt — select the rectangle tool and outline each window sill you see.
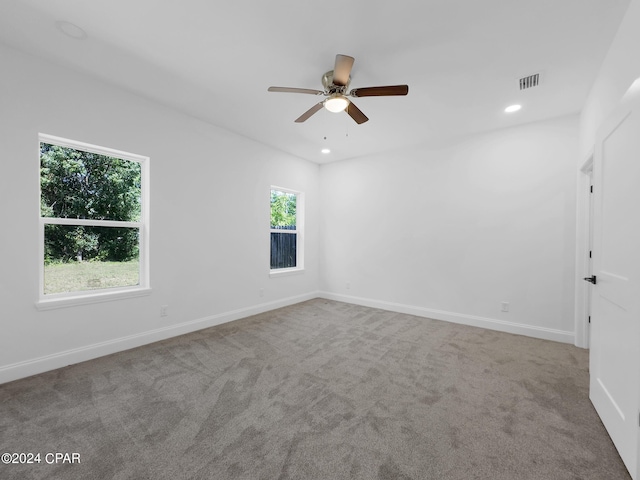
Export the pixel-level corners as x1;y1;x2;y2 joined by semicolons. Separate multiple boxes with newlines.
35;287;152;311
269;268;305;278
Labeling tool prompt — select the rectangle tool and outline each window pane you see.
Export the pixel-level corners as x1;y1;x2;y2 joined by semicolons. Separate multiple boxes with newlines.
270;190;297;229
40;143;141;221
44;225;139;294
270;232;297;269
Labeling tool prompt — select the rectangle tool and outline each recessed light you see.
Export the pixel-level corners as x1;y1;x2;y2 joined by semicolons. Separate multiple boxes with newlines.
321;148;331;154
504;104;522;113
55;21;87;40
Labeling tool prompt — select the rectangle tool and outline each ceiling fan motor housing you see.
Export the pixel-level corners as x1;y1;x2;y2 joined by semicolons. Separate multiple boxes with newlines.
322;70;350;94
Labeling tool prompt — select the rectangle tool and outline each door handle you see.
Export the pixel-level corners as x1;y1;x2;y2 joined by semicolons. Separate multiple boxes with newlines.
583;275;597;284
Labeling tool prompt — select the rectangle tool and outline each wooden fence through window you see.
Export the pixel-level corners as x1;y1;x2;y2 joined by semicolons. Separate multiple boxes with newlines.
270;225;296;269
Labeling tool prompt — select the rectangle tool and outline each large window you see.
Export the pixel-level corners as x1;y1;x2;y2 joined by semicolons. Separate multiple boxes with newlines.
270;187;303;273
38;134;149;306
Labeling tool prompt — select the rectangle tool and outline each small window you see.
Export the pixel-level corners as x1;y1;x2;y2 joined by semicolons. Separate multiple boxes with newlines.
38;134;149;306
270;187;303;274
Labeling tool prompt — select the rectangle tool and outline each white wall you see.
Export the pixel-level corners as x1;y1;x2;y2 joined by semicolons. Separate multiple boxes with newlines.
320;116;579;343
0;45;320;383
580;0;640;158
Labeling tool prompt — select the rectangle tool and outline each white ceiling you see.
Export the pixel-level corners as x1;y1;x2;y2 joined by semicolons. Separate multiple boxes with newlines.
0;0;630;163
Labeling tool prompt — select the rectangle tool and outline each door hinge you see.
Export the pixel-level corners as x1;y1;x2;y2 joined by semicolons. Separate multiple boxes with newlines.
588;316;591;324
589;250;592;258
590;185;593;193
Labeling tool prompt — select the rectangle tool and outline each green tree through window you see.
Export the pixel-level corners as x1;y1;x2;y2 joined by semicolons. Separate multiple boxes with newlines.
40;143;141;262
270;190;296;228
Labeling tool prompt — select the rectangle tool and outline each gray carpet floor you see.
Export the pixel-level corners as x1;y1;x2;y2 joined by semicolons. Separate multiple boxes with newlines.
0;299;631;479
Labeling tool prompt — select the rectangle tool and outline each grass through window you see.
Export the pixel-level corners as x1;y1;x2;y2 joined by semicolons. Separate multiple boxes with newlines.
44;260;139;295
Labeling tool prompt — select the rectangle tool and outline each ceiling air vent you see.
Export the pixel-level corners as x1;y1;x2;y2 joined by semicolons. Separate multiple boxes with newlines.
519;73;540;90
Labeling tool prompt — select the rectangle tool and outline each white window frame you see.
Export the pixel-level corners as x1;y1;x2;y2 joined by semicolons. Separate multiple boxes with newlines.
36;133;151;310
269;186;304;277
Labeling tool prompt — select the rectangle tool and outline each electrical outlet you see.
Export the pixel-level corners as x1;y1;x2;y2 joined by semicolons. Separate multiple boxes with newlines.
259;288;264;297
160;305;168;317
346;282;351;290
501;301;509;313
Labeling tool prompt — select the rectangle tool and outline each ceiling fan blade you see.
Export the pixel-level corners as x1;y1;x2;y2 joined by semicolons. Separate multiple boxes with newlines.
268;86;324;95
350;85;409;97
346;101;368;124
295;102;324;123
333;54;354;86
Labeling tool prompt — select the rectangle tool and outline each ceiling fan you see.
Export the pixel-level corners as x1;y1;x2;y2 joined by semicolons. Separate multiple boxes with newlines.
268;54;409;124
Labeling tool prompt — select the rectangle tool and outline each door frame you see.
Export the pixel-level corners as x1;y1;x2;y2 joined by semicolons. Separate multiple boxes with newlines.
574;152;594;349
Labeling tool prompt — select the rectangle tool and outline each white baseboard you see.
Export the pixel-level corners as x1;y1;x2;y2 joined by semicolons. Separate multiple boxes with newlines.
319;291;575;344
0;291;319;385
1;290;575;384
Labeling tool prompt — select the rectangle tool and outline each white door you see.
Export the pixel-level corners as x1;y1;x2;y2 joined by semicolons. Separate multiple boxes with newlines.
589;80;640;480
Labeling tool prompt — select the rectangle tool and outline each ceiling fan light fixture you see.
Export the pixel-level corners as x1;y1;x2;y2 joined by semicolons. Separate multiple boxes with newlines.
324;94;349;113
